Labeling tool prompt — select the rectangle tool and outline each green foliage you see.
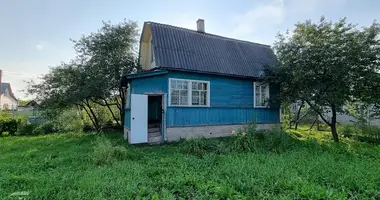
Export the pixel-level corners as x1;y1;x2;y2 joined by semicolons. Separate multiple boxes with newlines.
231;132;257;153
92;135;138;165
260;129;295;153
16;124;39;136
0;114;27;135
181;138;218;157
1;131;9;137
1;130;380;199
27;20;140;129
49;109;84;133
270;17;380;142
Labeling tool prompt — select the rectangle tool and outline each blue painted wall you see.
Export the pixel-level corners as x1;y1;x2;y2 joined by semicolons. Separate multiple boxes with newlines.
130;74;168;94
167;107;279;127
169;71;253;107
124;74;168;129
167;71;280;126
124;71;280;128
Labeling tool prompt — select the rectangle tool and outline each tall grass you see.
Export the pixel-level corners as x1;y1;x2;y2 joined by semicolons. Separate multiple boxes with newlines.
1;129;380;199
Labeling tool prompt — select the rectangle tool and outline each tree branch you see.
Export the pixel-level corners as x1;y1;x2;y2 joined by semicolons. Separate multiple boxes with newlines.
306;100;331;126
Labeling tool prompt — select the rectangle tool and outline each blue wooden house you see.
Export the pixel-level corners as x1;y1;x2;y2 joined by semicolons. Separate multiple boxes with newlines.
122;19;280;144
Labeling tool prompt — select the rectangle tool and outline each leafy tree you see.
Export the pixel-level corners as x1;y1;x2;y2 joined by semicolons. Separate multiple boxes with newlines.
270;17;380;142
27;20;140;130
71;20;140;126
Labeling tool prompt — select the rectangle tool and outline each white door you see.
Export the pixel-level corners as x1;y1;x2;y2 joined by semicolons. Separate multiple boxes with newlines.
130;94;148;144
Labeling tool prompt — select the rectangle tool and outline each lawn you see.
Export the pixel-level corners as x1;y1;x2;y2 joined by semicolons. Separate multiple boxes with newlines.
1;128;380;199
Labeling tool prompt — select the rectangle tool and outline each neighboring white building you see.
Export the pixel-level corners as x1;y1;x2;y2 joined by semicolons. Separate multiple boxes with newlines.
0;82;18;110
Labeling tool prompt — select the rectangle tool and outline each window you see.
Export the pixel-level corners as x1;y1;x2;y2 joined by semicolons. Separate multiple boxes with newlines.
254;82;269;107
169;78;210;106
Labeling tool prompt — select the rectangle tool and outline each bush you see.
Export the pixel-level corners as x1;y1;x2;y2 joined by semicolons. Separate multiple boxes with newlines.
356;125;380;144
16;124;39;136
92;136;135;165
180;138;228;157
1;131;9;137
230;132;257;153
338;125;357;138
260;129;295;153
0;115;27;135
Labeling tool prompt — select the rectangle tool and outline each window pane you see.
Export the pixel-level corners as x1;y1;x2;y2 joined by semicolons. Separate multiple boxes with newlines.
261;93;266;106
202;83;207;90
255;93;261;106
180;90;188;105
192;82;197;90
261;85;266;95
171;89;179;105
200;91;207;105
192;91;199;105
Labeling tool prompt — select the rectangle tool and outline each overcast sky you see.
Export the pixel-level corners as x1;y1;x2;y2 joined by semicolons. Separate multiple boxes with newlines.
1;0;379;99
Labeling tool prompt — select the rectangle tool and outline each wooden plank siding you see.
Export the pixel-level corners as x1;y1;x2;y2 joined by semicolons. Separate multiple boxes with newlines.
125;70;280;128
167;71;279;126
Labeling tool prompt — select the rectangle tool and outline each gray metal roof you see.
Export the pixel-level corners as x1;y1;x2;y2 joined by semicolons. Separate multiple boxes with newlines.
149;22;277;78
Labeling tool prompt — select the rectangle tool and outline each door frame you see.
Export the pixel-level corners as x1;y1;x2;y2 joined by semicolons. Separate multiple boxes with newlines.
145;93;166;142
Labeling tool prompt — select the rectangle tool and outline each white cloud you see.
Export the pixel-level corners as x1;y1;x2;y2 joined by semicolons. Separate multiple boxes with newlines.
231;0;285;43
230;0;348;44
35;42;46;51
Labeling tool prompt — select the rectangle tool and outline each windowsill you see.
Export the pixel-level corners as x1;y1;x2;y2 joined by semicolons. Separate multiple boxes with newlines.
168;105;210;108
254;106;270;108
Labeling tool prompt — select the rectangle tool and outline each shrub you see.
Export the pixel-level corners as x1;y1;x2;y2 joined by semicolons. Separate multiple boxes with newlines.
260;129;295;153
181;138;218;157
230;132;257;153
1;131;9;137
0;115;27;135
92;136;133;165
357;126;380;144
16;124;38;136
338;125;357;138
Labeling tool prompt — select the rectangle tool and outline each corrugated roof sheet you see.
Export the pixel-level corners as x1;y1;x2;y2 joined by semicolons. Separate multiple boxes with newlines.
149;22;277;78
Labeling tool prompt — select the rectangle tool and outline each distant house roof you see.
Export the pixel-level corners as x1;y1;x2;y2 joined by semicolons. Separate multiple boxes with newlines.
147;22;277;78
1;82;17;101
25;100;39;107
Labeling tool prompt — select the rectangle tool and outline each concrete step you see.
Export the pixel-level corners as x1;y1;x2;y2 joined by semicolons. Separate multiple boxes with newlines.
148;123;161;128
149;131;161;138
149;135;162;143
148;127;160;133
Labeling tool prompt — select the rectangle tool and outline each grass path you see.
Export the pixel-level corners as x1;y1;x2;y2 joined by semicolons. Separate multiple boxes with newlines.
1;129;380;199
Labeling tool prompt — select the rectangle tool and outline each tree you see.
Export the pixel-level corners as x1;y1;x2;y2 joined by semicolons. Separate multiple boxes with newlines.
27;20;140;130
270;17;380;142
71;20;140;126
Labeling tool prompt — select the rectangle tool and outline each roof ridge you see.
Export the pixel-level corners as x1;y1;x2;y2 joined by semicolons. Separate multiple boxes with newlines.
146;21;271;48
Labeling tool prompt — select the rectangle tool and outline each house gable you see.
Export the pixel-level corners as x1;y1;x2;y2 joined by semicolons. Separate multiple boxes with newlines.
139;23;156;70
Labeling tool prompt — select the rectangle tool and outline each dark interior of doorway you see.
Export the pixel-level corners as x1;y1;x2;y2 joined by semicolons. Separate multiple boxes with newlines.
148;95;162;143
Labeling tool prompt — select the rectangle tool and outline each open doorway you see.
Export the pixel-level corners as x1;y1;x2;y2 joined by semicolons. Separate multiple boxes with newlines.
148;95;163;143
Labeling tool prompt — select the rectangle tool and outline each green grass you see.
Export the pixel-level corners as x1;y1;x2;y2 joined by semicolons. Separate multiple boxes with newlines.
1;128;380;199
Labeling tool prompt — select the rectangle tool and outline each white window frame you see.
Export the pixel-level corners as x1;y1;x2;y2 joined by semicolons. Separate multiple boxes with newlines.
168;78;210;107
254;82;270;108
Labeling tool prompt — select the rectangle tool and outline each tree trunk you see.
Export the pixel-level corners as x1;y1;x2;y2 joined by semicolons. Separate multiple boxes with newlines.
330;104;339;142
104;99;120;126
295;101;305;130
84;99;100;131
80;104;97;130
